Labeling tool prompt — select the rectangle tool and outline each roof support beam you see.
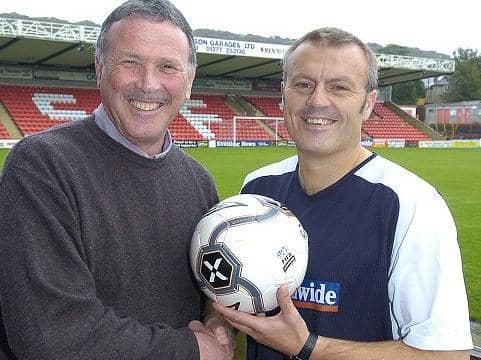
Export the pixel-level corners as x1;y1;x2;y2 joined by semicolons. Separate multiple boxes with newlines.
0;38;21;52
33;43;79;65
197;56;237;69
217;59;279;76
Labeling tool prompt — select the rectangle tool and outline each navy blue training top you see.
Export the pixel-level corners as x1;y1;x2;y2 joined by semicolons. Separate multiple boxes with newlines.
242;154;398;359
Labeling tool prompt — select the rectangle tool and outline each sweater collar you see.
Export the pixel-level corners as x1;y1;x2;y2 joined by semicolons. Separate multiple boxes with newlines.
93;104;172;159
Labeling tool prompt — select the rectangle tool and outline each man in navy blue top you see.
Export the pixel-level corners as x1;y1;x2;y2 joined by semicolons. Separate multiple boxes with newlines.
214;27;472;359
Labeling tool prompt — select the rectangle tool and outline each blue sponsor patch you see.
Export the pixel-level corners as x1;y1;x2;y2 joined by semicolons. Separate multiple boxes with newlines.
291;279;341;312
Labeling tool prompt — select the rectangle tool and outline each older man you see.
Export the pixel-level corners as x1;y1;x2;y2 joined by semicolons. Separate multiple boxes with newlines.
0;1;232;359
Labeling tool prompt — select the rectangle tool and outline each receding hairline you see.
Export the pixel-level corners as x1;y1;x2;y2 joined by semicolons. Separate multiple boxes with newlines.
284;40;370;70
282;28;378;91
285;42;372;85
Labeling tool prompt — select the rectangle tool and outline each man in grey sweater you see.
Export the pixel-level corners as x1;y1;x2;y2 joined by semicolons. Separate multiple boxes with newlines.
0;0;232;359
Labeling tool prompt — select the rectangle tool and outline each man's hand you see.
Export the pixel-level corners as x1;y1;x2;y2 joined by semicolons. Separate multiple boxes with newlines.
213;284;310;356
189;320;233;360
204;315;235;355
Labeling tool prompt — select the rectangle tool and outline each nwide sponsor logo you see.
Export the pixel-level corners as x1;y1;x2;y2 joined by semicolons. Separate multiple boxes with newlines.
292;280;340;313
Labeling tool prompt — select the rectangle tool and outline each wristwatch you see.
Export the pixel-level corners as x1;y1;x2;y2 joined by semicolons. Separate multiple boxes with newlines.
291;332;317;360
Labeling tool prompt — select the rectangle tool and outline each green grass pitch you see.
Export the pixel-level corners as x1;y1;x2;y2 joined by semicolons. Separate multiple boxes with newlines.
1;146;480;357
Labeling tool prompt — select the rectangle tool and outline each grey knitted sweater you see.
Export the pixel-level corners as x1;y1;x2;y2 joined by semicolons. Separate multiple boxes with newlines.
0;117;218;359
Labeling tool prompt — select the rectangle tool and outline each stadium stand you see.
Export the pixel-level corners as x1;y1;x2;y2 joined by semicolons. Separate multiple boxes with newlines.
0;85;99;136
0;86;279;141
242;96;432;142
363;102;430;141
169;113;204;141
176;94;273;141
243;96;292;141
0;85;435;142
244;96;282;117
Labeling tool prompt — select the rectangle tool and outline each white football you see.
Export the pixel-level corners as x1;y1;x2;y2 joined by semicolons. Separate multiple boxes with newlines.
190;194;308;314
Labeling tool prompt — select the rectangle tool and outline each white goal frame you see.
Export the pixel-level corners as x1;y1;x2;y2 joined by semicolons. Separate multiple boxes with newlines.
232;116;286;145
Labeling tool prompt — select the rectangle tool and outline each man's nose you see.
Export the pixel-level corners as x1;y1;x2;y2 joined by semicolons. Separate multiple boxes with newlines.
306;85;330;108
138;65;162;93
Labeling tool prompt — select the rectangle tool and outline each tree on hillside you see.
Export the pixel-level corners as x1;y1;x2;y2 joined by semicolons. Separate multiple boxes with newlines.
391;80;426;105
444;48;481;102
377;44;450;59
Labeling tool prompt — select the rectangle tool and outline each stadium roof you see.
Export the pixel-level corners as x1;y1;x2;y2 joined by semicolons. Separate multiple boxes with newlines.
0;17;455;87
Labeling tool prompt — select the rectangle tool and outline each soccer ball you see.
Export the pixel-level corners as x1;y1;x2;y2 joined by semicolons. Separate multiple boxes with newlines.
190;194;309;314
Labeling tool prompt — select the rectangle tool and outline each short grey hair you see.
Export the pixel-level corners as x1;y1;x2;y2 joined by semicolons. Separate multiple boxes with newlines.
282;27;378;92
95;0;196;70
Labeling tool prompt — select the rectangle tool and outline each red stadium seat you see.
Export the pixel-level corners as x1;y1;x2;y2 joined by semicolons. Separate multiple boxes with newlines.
0;85;100;136
362;103;429;141
0;86;278;142
242;96;291;141
181;94;273;141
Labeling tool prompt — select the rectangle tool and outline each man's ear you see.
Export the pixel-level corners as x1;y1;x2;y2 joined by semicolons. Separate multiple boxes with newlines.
185;68;196;100
185;85;192;100
280;81;285;110
362;89;377;120
94;56;102;87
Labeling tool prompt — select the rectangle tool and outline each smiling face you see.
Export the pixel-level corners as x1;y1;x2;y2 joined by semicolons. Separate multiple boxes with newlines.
282;42;376;158
95;16;195;156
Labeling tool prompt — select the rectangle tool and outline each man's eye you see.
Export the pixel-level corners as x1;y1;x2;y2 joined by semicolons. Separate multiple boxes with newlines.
295;82;311;89
162;64;177;73
122;59;137;66
332;85;349;91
